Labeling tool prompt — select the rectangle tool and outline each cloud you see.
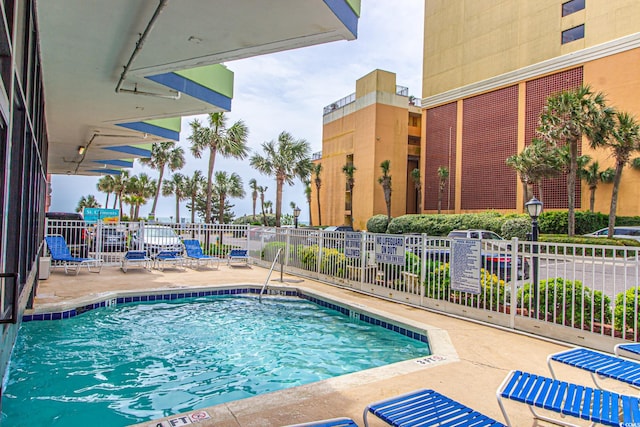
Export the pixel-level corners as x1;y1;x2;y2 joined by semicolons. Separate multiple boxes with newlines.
50;0;424;223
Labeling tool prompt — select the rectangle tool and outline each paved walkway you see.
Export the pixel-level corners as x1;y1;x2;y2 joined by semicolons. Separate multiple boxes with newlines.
30;263;626;427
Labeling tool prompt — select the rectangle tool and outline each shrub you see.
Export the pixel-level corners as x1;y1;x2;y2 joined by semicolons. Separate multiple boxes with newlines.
423;262;505;309
501;216;531;240
517;278;611;327
614;287;640;339
366;215;389;233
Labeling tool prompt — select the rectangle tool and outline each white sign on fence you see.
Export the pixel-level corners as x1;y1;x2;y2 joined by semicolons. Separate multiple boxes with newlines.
344;232;362;259
450;238;481;294
375;235;405;266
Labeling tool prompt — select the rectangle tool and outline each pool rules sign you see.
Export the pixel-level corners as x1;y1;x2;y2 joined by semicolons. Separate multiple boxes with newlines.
450;238;481;294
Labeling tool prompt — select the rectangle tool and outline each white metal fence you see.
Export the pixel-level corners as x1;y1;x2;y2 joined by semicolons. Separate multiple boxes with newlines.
44;219;249;265
43;221;639;350
247;227;640;351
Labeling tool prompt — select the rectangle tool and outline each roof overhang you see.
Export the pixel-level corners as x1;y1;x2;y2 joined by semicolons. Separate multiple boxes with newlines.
37;0;360;175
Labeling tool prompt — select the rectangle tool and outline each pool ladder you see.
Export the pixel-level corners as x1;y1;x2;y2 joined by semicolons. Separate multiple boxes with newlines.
259;247;282;302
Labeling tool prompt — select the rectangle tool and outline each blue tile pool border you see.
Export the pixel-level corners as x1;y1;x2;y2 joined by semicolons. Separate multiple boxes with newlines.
23;287;428;344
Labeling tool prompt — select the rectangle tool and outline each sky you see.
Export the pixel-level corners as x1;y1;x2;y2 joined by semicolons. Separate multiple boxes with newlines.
49;0;425;223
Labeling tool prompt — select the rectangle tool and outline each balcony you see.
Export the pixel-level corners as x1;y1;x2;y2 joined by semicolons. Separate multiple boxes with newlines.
323;93;356;115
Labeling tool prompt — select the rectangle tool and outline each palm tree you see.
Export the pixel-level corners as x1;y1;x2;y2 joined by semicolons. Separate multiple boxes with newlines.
580;161;615;213
183;170;205;224
437;166;449;214
342;163;356;227
75;194;100;213
188;112;249;223
258;186;268;225
212;171;245;224
589;111;640;237
96;175;115;208
112;170;130;217
162;173;186;223
410;168;422;212
312;163;322;226
537;85;614;236
377;160;392;223
303;178;312;226
139;141;185;218
248;178;259;221
264;200;273;215
506;138;564;206
250;131;311;227
125;173;157;220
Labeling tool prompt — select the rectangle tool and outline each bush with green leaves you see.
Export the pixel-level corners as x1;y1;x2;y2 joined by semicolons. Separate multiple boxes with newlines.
423;262;505;309
501;216;531;240
517;278;611;327
366;215;389;233
385;212;507;236
614;287;640;339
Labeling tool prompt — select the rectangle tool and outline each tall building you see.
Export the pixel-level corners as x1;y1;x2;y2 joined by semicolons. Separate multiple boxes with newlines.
0;0;360;395
421;0;640;215
312;70;421;230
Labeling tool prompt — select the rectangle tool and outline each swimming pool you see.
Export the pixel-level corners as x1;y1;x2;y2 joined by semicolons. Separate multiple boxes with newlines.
2;293;429;426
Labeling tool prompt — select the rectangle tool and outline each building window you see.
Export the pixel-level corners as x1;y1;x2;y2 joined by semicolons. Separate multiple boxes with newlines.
562;25;584;44
562;0;585;17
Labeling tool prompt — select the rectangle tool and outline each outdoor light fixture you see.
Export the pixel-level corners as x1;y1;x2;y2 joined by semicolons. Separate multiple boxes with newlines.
78;146;86;155
525;196;543;318
293;206;301;229
525;196;543;219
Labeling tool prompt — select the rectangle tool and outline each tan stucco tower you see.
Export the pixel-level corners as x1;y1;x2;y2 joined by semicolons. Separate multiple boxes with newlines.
312;70;421;230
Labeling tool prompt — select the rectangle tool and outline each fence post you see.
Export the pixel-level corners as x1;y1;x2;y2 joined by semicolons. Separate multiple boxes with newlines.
509;237;518;329
359;232;367;290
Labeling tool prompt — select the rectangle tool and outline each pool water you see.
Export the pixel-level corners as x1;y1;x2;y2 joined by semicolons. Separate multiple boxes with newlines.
2;296;428;426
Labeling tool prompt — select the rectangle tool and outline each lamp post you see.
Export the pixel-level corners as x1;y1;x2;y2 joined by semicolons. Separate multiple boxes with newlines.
293;206;301;229
525;197;543;318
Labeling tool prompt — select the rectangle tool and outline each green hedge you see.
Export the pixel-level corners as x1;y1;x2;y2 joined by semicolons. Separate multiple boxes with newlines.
366;215;389;233
614;287;640;339
386;212;505;236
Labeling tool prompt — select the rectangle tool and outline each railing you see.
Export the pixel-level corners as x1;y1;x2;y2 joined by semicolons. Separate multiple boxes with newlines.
248;228;640;351
323;93;356;115
44;219;249;267
42;221;640;350
396;85;408;96
312;151;322;160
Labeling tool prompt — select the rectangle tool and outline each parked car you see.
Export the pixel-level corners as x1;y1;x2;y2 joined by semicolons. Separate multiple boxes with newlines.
130;225;183;256
423;229;529;281
45;212;89;257
323;225;355;232
90;226;127;252
584;226;640;242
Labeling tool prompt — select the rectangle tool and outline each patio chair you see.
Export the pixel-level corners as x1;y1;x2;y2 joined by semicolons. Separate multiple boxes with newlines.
364;388;506;427
153;250;185;271
120;250;151;273
182;239;220;269
227;249;249;266
497;369;640;427
615;343;640;360
548;347;640;390
285;417;358;427
45;234;102;275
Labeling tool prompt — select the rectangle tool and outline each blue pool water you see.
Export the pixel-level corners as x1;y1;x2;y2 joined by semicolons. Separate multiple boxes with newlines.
2;296;429;426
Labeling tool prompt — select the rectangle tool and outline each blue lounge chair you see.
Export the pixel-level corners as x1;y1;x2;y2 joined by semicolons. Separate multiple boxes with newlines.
364;388;505;427
45;234;102;275
182;239;220;269
548;347;640;390
615;343;640;360
153;250;184;271
285;417;358;427
120;250;151;273
227;249;249;266
497;369;640;427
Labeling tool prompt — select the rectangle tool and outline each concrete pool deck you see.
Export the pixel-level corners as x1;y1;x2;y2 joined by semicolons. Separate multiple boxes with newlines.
30;264;629;427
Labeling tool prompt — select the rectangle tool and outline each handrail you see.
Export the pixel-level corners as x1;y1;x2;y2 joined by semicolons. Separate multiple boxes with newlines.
259;248;282;302
0;273;19;324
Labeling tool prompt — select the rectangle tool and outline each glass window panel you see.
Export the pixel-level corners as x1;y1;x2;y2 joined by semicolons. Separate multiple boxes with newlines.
562;25;585;44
